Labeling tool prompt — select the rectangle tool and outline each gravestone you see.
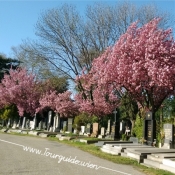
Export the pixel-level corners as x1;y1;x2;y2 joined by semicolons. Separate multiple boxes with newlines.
98;127;105;138
31;114;37;130
33;114;37;130
101;127;105;136
7;119;11;128
120;120;125;134
63;121;67;131
106;120;111;135
54;113;60;132
68;118;73;133
80;126;85;134
163;123;175;149
53;114;60;132
73;129;77;134
111;124;117;139
49;126;53;132
30;121;34;130
47;111;52;131
86;123;91;134
26;119;30;129
91;123;98;137
22;117;26;129
38;121;42;130
16;119;21;128
12;121;17;129
143;111;156;146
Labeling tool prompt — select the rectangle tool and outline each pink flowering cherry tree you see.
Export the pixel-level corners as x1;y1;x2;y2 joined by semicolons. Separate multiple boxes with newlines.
37;90;79;117
75;66;119;117
0;68;41;116
88;18;175;117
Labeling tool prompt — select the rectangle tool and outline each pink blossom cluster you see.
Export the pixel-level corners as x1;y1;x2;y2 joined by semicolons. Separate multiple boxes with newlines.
76;18;175;113
0;68;78;117
0;68;40;116
37;91;79;117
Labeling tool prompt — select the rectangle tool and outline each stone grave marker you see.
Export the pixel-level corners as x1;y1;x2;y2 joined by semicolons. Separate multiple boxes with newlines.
7;119;11;128
49;126;53;132
12;121;17;129
38;121;42;130
68;118;73;133
111;124;117;139
91;123;98;137
33;114;37;130
86;123;91;134
120;120;125;134
63;121;67;131
26;119;30;129
98;127;105;138
30;121;34;130
54;114;60;132
73;129;77;134
101;127;105;136
47;111;52;131
106;119;111;135
80;126;85;135
143;111;156;146
22;117;26;129
163;123;175;149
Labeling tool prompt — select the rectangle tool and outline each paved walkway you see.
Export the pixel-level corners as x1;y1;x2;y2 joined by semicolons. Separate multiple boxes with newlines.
0;133;146;175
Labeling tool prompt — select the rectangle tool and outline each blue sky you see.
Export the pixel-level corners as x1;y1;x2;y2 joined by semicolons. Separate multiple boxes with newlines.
0;0;175;58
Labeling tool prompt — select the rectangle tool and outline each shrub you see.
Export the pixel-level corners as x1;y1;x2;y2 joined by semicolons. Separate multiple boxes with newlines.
132;114;144;139
73;113;99;132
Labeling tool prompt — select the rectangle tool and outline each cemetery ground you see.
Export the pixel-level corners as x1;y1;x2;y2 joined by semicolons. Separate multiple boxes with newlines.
0;132;174;175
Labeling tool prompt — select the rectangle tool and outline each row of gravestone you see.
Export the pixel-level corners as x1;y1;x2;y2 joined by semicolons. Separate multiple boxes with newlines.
1;112;131;139
143;112;175;148
0;116;130;139
75;120;130;139
1;115;59;132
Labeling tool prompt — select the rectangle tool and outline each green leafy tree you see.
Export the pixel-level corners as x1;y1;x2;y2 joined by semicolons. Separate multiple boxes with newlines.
41;76;69;94
73;113;98;132
119;92;138;135
132;114;144;140
0;104;19;120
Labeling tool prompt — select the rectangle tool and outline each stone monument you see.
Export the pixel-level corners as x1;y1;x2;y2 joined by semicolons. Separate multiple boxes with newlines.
163;123;175;149
143;111;156;146
68;118;73;133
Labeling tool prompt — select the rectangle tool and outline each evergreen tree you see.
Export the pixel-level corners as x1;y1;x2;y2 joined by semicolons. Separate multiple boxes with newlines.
0;55;20;81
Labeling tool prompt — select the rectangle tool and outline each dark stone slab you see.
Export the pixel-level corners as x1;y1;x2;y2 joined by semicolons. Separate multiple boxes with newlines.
143;115;156;146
